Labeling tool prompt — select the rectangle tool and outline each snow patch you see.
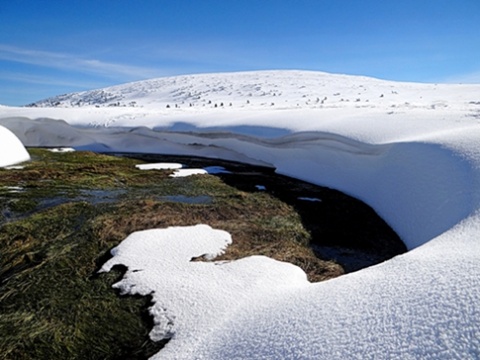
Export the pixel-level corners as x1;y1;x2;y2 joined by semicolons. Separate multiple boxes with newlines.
100;224;308;357
47;147;76;153
135;162;183;170
170;169;207;177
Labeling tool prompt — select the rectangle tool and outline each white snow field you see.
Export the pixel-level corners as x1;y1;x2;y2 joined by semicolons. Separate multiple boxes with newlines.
1;70;480;358
0;125;30;167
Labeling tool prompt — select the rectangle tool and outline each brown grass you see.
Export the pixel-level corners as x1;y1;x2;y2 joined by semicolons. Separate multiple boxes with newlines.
93;195;344;282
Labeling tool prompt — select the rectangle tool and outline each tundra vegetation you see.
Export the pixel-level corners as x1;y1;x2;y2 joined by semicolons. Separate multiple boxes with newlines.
0;149;404;359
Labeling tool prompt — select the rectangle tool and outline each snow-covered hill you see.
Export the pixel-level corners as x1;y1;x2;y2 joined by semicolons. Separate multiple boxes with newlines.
1;70;477;133
27;70;480;113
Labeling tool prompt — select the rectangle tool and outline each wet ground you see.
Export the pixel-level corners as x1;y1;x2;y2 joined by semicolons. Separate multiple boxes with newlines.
120;153;406;273
0;150;406;274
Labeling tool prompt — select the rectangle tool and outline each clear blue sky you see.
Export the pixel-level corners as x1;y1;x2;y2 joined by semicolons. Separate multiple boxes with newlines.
1;0;479;105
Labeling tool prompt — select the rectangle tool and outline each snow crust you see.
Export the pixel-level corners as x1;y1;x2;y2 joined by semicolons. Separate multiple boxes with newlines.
1;70;480;358
0;125;30;167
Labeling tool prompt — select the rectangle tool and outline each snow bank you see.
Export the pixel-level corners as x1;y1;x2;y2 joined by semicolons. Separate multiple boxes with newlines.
0;125;30;167
193;219;480;359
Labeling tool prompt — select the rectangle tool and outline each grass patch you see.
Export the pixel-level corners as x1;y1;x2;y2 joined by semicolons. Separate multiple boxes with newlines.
0;202;166;360
0;149;404;359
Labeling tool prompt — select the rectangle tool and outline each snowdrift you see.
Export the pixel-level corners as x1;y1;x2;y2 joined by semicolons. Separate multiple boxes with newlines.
0;125;30;167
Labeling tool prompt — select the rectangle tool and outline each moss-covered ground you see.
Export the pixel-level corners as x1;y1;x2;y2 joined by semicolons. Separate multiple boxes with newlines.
0;149;405;359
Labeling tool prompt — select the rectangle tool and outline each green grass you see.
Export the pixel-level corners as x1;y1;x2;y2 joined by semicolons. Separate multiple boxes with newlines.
1;149;348;360
0;202;167;359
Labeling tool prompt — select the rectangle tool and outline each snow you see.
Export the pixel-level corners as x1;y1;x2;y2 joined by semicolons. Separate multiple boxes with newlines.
135;162;183;170
1;70;480;358
135;163;230;176
170;169;207;177
47;147;75;152
100;224;308;358
0;125;30;167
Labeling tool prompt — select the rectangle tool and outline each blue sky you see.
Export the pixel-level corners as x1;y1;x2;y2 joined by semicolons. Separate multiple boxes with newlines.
1;0;479;105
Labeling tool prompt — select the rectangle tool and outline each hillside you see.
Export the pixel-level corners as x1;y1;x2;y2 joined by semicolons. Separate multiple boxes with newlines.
2;70;474;134
27;70;479;112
